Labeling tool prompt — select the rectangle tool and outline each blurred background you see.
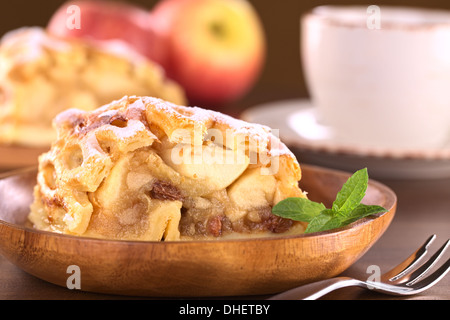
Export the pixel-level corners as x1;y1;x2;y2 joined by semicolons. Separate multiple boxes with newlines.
1;0;450;113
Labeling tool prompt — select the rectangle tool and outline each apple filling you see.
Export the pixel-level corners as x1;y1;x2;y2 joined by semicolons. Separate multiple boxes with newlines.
85;146;297;240
29;96;307;241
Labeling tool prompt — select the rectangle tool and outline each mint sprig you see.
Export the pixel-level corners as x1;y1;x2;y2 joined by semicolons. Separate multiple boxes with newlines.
272;168;387;233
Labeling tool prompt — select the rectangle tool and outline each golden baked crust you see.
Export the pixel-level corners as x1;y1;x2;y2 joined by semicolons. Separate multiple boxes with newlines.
29;96;307;240
0;27;186;147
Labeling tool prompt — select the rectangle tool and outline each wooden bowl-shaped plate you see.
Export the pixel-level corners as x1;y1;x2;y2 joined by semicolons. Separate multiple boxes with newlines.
0;164;396;297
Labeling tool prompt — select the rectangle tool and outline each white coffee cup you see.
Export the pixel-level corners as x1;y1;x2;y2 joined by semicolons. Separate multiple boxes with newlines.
301;5;450;150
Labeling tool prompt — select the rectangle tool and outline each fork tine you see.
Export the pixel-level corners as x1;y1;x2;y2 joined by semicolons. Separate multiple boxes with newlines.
406;239;450;286
382;234;436;282
404;258;450;293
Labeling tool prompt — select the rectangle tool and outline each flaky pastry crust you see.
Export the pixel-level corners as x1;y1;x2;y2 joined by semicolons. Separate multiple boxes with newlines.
29;96;306;240
0;27;186;147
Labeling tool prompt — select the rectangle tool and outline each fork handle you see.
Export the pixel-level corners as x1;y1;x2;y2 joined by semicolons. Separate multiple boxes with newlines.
268;277;362;300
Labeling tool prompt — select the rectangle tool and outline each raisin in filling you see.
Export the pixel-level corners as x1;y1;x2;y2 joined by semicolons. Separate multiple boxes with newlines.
147;180;293;238
150;180;184;201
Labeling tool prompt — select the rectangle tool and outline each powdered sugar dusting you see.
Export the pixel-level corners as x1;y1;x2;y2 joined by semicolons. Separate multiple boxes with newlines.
54;95;298;168
138;96;296;158
209;106;296;159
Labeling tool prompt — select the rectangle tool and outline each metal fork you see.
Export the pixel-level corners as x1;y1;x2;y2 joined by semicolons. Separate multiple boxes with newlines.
269;235;450;300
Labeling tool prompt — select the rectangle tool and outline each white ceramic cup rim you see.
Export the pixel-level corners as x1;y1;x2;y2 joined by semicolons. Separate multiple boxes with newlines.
305;5;450;30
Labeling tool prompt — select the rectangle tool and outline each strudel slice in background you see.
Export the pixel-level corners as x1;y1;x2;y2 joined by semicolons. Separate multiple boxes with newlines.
0;27;185;147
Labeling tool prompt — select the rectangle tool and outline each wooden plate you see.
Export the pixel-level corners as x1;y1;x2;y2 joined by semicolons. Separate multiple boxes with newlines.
0;164;396;297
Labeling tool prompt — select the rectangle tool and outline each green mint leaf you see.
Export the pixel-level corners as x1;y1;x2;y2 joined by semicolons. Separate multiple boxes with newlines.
304;209;333;233
332;168;368;216
272;197;325;223
271;168;387;234
340;203;387;225
304;204;386;234
304;209;340;233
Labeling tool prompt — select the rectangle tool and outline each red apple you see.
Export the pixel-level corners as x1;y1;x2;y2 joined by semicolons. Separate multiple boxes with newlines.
47;0;266;107
47;0;166;65
151;0;266;106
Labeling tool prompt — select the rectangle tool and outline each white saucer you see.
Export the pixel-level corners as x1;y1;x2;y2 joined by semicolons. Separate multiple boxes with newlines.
241;99;450;180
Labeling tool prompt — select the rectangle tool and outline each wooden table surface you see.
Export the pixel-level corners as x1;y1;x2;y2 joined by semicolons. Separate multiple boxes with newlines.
0;101;449;300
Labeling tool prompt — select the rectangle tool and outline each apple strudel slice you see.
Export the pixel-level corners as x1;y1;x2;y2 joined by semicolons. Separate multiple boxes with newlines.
29;96;307;240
